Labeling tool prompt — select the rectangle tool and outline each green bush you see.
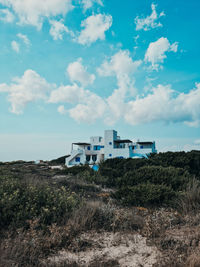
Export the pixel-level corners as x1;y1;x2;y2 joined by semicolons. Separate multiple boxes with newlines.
0;175;79;229
96;153;199;208
59;165;94;176
117;165;190;191
114;183;177;206
149;151;200;177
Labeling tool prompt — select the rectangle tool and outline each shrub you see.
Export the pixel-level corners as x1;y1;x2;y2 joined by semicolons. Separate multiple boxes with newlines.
114;183;177;206
68;201;115;232
0;175;79;229
59;165;94;176
186;250;200;267
117;166;190;191
179;178;200;214
149;151;200;177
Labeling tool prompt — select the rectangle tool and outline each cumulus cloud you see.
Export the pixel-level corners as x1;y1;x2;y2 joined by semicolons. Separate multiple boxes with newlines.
49;19;74;40
145;37;178;70
11;40;20;53
1;66;199;128
69;94;106;123
77;13;112;45
17;33;30;46
98;50;142;77
0;0;73;29
0;8;14;23
49;83;106;123
81;0;103;11
0;70;54;114
49;83;87;104
124;83;200;127
50;80;200;127
67;58;95;87
57;105;67;114
98;50;142;123
135;3;165;31
51;49;142;124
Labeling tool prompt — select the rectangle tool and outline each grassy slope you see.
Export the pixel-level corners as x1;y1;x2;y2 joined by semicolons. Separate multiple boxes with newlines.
0;151;200;266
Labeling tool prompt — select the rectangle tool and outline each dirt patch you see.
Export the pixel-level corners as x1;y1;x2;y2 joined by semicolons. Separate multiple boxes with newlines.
47;231;160;267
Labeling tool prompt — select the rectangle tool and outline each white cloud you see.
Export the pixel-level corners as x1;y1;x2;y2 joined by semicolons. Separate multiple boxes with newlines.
49;82;106;123
0;70;54;114
82;0;103;11
49;83;87;104
135;3;165;31
17;33;30;46
11;40;20;53
0;0;73;29
98;50;142;123
170;42;178;53
1;67;199;128
57;105;67;114
69;94;106;123
81;0;103;11
0;8;14;22
67;58;95;87
124;83;200;127
0;83;10;92
98;50;142;77
49;19;74;40
77;13;112;45
194;139;200;145
145;37;178;70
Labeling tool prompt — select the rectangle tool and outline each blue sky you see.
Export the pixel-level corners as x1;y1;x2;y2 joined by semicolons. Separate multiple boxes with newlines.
0;0;200;161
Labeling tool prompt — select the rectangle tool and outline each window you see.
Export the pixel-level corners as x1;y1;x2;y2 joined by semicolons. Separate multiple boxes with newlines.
92;155;97;162
75;157;80;162
87;146;90;150
140;145;143;149
94;145;101;150
109;142;112;145
86;155;90;162
109;154;112;157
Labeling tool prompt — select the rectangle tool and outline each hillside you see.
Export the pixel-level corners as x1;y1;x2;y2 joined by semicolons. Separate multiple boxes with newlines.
0;151;200;266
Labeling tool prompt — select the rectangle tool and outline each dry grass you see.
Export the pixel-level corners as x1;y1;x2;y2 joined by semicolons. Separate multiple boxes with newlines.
186;250;200;267
0;200;147;266
179;178;200;214
67;200;115;232
0;220;73;267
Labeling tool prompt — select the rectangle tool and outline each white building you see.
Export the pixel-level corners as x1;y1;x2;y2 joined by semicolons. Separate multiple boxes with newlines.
66;130;157;167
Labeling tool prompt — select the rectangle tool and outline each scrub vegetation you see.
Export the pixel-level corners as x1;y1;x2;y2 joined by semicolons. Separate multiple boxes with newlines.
1;150;200;266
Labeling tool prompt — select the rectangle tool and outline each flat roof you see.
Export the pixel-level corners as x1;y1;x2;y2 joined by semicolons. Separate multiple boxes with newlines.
73;142;91;146
137;141;154;145
114;139;132;143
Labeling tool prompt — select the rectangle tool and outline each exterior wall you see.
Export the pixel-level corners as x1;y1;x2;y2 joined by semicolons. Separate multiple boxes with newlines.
66;130;157;167
67;149;85;166
132;148;153;156
104;130;117;159
110;147;130;159
90;136;104;145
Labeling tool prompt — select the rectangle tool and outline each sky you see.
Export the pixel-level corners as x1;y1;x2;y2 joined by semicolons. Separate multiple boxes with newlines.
0;0;200;161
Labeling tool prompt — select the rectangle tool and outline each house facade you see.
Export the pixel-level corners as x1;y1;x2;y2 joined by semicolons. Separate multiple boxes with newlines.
65;130;157;167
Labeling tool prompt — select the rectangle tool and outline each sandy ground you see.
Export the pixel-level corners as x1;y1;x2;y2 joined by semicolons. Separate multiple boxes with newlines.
48;231;160;266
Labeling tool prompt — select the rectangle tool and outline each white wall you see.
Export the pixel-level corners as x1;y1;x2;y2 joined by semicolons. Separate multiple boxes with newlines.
133;148;154;155
104;130;117;158
110;147;130;159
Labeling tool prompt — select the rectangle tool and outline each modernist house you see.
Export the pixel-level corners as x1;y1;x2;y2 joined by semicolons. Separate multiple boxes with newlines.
66;130;157;167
